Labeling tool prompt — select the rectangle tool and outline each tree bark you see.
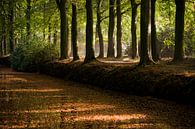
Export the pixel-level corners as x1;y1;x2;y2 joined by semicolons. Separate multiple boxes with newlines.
53;29;57;45
116;0;122;58
56;0;69;59
96;0;104;58
151;0;159;61
107;0;115;58
173;0;185;62
9;0;14;53
48;23;51;43
84;0;95;63
130;0;139;59
43;3;46;40
3;33;7;55
0;39;2;56
139;0;153;65
71;3;79;61
26;0;31;37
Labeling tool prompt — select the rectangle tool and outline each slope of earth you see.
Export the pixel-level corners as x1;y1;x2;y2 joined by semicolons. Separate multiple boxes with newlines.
40;58;195;105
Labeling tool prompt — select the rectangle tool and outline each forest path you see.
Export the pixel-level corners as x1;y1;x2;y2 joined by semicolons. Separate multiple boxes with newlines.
0;65;195;129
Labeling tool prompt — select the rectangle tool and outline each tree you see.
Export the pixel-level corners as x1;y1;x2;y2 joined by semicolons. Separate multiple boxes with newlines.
26;0;31;37
107;0;115;58
0;0;7;55
71;2;79;61
173;0;185;62
116;0;122;58
56;0;69;59
8;0;14;53
84;0;96;63
130;0;139;59
96;0;104;58
139;0;154;65
151;0;159;61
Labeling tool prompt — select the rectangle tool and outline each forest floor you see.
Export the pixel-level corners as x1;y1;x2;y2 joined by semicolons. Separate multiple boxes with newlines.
39;57;195;105
0;56;195;104
0;65;195;129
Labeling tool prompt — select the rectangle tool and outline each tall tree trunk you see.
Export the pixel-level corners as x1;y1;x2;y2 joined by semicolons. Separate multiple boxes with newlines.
48;22;51;43
3;33;7;55
116;0;122;58
71;3;79;61
151;0;159;61
43;3;46;40
56;0;68;59
96;0;104;58
26;0;31;38
0;34;3;56
84;0;95;63
139;0;153;65
9;0;14;53
53;29;57;45
0;39;2;56
107;0;115;58
173;0;185;62
130;0;139;59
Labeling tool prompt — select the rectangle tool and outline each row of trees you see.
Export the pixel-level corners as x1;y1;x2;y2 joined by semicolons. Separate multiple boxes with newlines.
0;0;194;65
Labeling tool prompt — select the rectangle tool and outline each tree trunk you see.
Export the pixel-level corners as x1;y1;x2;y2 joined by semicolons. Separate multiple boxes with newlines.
9;0;14;53
71;3;79;61
84;0;95;63
0;35;3;56
130;0;139;59
107;0;115;58
96;0;104;58
3;33;7;55
151;0;159;61
0;41;2;56
43;3;46;40
173;0;185;62
116;0;122;58
56;0;68;59
48;23;51;43
53;29;57;45
139;0;153;65
26;0;31;37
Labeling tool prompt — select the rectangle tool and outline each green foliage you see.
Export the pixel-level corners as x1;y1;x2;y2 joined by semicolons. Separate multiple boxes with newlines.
11;37;59;72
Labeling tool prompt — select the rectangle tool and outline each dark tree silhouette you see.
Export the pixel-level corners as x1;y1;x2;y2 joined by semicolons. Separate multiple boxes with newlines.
130;0;139;59
84;0;95;63
107;0;115;58
173;0;185;62
151;0;159;61
56;0;69;59
139;0;154;65
116;0;122;58
96;0;104;58
26;0;31;37
71;3;79;61
8;0;14;53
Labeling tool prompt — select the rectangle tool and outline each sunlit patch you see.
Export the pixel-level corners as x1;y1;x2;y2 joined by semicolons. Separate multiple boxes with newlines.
0;76;28;84
61;102;115;111
118;123;154;128
0;122;45;129
183;71;195;77
0;103;114;114
72;114;146;122
0;89;63;92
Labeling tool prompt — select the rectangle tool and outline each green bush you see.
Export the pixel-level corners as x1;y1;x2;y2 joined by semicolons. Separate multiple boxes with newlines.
11;37;59;72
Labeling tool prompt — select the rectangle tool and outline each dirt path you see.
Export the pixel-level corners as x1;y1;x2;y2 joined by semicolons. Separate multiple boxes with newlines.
0;66;195;129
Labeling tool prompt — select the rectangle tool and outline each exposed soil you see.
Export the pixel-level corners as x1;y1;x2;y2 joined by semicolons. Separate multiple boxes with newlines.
0;66;195;129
